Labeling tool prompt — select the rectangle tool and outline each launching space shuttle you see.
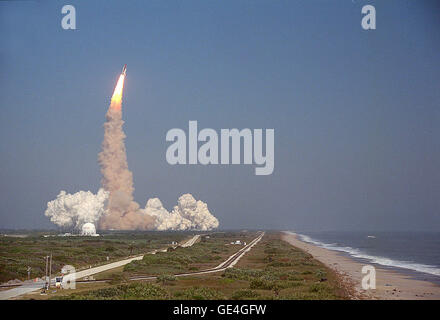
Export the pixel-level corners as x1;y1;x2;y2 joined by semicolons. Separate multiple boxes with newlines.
122;64;127;76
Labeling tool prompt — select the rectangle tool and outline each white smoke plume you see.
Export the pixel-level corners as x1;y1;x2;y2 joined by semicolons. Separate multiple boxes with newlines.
142;198;192;231
44;189;108;231
45;191;218;232
171;194;219;231
143;194;219;231
98;74;155;230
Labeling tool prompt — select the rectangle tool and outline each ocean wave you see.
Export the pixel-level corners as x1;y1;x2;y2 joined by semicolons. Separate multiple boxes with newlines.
287;232;440;277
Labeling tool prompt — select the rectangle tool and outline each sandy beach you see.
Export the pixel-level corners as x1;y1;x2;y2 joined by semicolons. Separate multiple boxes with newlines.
281;231;440;300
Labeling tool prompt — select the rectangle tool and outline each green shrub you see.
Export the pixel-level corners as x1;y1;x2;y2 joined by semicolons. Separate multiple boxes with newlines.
109;273;128;285
268;261;292;267
173;287;225;300
315;270;326;278
93;287;125;298
219;278;235;285
223;268;263;281
156;274;177;285
249;278;275;290
123;283;169;299
231;289;260;300
309;282;331;294
54;283;169;300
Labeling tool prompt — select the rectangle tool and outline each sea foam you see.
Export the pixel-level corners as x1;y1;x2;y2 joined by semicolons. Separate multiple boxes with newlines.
287;232;440;277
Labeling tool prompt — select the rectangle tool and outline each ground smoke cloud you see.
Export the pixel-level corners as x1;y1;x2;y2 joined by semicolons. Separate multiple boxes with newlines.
45;190;218;231
45;189;108;231
143;194;219;231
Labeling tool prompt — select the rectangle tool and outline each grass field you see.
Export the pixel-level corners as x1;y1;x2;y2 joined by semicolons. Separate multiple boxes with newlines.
122;232;256;276
0;231;190;283
20;231;349;300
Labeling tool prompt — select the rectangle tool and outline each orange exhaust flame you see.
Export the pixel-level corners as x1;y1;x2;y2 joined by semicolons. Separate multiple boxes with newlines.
110;74;125;109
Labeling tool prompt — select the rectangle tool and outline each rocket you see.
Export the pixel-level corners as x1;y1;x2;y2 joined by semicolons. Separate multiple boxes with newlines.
111;65;127;103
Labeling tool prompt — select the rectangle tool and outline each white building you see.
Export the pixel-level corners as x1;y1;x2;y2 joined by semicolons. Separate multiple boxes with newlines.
81;223;99;236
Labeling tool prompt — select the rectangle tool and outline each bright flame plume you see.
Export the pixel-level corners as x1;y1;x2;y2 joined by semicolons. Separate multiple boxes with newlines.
111;74;125;107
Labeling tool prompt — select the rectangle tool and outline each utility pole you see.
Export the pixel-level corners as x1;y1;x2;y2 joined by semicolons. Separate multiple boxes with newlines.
44;256;49;290
48;253;52;289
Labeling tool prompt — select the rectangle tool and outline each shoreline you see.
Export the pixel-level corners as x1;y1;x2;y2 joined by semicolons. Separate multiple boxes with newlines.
281;231;440;300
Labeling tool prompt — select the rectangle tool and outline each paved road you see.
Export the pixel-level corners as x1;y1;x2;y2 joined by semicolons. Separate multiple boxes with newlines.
0;282;47;301
130;232;264;280
0;234;201;300
180;234;200;247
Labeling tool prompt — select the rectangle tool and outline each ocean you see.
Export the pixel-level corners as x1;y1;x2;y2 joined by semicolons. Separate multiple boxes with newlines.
291;231;440;284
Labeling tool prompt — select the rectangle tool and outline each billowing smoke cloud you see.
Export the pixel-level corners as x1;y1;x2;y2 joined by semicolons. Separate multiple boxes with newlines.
143;194;219;231
172;194;219;230
142;198;190;231
45;189;108;231
98;74;155;230
45;190;218;231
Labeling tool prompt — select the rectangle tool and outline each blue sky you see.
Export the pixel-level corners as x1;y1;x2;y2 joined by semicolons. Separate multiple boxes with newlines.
0;0;439;230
